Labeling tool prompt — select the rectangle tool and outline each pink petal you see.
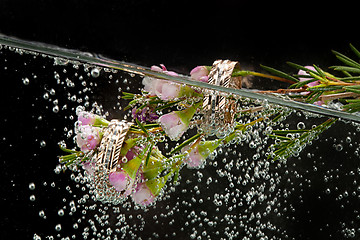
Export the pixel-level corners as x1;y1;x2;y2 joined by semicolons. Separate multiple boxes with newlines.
298;66;316;82
159;82;180;100
82;162;96;177
185;148;204;168
151;65;163;72
109;171;128;192
159;112;187;140
132;182;155;206
164;71;178;77
142;77;156;94
160;64;167;71
199;76;209;83
190;66;209;81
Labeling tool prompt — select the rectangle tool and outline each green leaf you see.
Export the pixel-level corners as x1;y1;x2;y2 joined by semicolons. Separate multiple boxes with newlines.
289;79;317;89
346;99;360;103
331;66;360;74
350;43;360;59
268;118;336;161
287;62;318;75
308;91;323;104
173;168;180;184
155;100;182;111
312;64;326;78
339;76;360;82
135;118;149;137
121;92;136;99
307;85;343;91
260;64;299;83
122;156;142;179
344;86;360;94
332;50;360;69
145;175;169;196
169;133;201;155
59;146;78;153
268;134;292;141
272;129;309;135
145;143;153;166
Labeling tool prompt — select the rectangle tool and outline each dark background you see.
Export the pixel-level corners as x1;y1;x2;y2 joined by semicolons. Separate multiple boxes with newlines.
1;1;359;239
0;0;357;71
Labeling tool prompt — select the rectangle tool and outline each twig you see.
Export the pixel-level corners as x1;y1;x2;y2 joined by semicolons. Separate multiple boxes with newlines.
319;92;360;101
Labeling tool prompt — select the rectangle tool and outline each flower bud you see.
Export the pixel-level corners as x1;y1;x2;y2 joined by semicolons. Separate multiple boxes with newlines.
190;66;209;82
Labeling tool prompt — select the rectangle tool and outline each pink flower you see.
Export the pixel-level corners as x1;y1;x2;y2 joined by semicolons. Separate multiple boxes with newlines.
159;102;200;141
190;66;209;82
82;161;96;177
186;147;204;168
109;170;129;192
109;155;143;195
143;65;182;101
132;182;155;206
142;77;182;101
143;64;202;101
184;139;221;168
132;174;169;207
76;125;101;152
298;66;319;87
159;112;187;141
151;64;178;77
77;111;97;125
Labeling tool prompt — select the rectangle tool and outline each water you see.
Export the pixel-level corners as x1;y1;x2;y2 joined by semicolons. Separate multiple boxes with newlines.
1;35;360;240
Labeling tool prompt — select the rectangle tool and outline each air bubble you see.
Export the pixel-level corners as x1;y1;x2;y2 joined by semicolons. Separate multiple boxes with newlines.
91;68;101;78
52;105;59;113
40;140;46;147
297;122;306;130
29;195;36;201
38;210;46;219
55;224;62;231
335;144;343;152
58;209;64;216
29;182;35;190
22;77;30;85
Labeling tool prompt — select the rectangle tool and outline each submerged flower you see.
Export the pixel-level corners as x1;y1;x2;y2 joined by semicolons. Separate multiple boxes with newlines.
159;103;199;141
190;66;209;82
76;125;101;152
132;107;159;123
132;174;169;207
142;77;182;101
77;111;97;125
76;109;109;127
132;181;156;206
82;161;96;177
109;155;143;195
185;139;221;168
109;170;129;192
142;64;181;101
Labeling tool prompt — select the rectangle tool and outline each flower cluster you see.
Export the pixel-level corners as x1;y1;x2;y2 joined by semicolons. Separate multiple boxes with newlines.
60;52;358;207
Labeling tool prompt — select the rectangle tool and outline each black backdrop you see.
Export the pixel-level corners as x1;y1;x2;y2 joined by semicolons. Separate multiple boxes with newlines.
0;0;357;70
1;1;359;239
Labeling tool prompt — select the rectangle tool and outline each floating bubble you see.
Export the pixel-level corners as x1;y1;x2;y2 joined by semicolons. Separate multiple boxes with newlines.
40;140;46;147
29;195;36;201
22;77;30;85
55;224;62;232
91;68;101;78
28;182;35;190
